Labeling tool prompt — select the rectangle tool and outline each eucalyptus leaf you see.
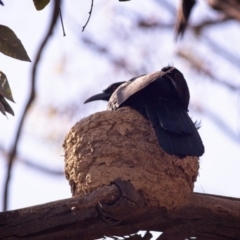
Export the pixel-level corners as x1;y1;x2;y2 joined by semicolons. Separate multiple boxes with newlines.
0;71;15;102
0;95;14;116
0;25;31;62
0;100;6;116
33;0;50;10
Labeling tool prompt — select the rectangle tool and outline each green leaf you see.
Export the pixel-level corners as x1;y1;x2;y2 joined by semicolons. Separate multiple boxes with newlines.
0;71;15;102
0;95;14;116
0;71;15;117
0;25;31;62
33;0;50;10
0;100;6;116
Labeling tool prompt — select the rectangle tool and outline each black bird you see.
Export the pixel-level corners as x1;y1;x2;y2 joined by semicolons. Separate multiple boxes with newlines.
84;66;204;158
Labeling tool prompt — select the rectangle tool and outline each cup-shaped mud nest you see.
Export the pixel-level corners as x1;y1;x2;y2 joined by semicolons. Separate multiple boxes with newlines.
63;107;199;210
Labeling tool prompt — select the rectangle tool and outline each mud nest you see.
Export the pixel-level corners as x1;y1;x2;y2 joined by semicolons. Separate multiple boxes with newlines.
63;107;199;210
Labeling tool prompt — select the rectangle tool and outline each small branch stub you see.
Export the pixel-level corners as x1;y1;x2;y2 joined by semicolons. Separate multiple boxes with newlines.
63;107;199;210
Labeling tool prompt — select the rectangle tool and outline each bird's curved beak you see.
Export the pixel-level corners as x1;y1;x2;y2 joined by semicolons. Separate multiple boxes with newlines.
84;92;111;104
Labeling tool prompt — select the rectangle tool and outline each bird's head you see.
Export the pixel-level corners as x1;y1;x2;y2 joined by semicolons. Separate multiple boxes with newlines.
161;66;174;72
161;66;190;111
84;82;124;104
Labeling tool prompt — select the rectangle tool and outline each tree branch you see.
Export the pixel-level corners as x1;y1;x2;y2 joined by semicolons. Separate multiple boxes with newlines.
1;181;240;239
191;104;240;143
82;36;143;75
82;0;94;32
0;144;64;176
204;35;240;69
177;49;240;92
3;0;61;211
191;16;232;34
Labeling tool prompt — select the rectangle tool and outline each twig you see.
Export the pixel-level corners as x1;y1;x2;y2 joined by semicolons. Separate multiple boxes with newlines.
204;108;240;143
137;19;173;29
154;0;175;15
0;145;64;176
82;0;94;32
59;4;66;36
204;35;240;69
191;16;231;34
3;0;61;211
82;36;145;76
82;36;134;74
191;104;240;143
207;0;240;22
177;50;240;92
21;159;64;176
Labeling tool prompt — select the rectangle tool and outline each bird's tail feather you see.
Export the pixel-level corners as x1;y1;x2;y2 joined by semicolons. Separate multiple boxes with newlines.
156;102;192;134
144;102;204;157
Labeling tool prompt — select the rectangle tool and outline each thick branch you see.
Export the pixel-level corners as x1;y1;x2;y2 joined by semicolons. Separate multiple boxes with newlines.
1;181;240;239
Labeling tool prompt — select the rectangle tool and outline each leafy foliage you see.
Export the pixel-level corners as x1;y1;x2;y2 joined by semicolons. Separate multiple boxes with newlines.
0;71;14;116
33;0;50;11
0;25;31;62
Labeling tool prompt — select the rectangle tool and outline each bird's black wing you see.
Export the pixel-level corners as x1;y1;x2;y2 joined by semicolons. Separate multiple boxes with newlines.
108;70;174;110
155;101;192;134
144;100;204;156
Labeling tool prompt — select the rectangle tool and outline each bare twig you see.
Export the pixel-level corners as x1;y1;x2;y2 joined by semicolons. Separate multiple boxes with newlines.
204;35;240;69
191;16;232;34
59;4;66;36
207;0;240;22
82;0;94;32
204;108;240;143
3;0;61;211
82;36;143;76
0;145;64;176
154;0;175;15
178;49;240;143
137;19;173;29
20;159;64;176
177;50;240;91
191;104;240;143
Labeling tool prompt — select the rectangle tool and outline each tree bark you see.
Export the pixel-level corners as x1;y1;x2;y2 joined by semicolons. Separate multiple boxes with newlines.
1;180;240;240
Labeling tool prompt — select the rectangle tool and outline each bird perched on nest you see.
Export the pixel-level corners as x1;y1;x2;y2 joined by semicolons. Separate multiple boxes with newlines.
84;66;204;158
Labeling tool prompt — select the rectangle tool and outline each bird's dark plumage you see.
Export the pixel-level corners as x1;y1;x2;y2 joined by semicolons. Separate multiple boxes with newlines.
84;66;204;158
